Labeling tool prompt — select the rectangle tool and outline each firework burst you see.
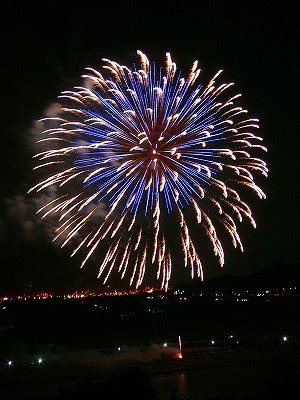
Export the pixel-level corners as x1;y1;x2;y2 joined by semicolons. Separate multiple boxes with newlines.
29;51;267;290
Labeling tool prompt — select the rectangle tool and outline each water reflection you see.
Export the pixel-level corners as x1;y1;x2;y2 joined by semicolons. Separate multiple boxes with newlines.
153;364;275;400
177;373;187;395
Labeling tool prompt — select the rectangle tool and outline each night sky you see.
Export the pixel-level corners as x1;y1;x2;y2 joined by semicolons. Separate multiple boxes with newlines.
0;1;299;294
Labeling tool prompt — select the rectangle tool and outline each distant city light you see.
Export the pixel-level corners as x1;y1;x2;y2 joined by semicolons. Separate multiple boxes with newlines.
117;347;121;351
0;282;299;303
163;342;168;347
283;336;288;342
211;340;215;345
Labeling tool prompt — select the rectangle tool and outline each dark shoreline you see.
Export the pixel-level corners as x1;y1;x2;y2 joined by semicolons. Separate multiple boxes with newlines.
1;292;299;399
1;342;299;399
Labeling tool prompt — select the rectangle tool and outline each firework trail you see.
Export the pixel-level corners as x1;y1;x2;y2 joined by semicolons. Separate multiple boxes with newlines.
178;335;182;358
29;51;267;290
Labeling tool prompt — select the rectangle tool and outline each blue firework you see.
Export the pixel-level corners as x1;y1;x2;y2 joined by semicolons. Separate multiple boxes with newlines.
29;51;268;290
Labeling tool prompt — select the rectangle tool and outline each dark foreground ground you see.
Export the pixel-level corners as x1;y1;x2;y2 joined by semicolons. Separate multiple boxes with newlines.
1;342;299;400
1;294;299;399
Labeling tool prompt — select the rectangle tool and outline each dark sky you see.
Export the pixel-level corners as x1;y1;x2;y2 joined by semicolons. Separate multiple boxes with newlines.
0;1;299;294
